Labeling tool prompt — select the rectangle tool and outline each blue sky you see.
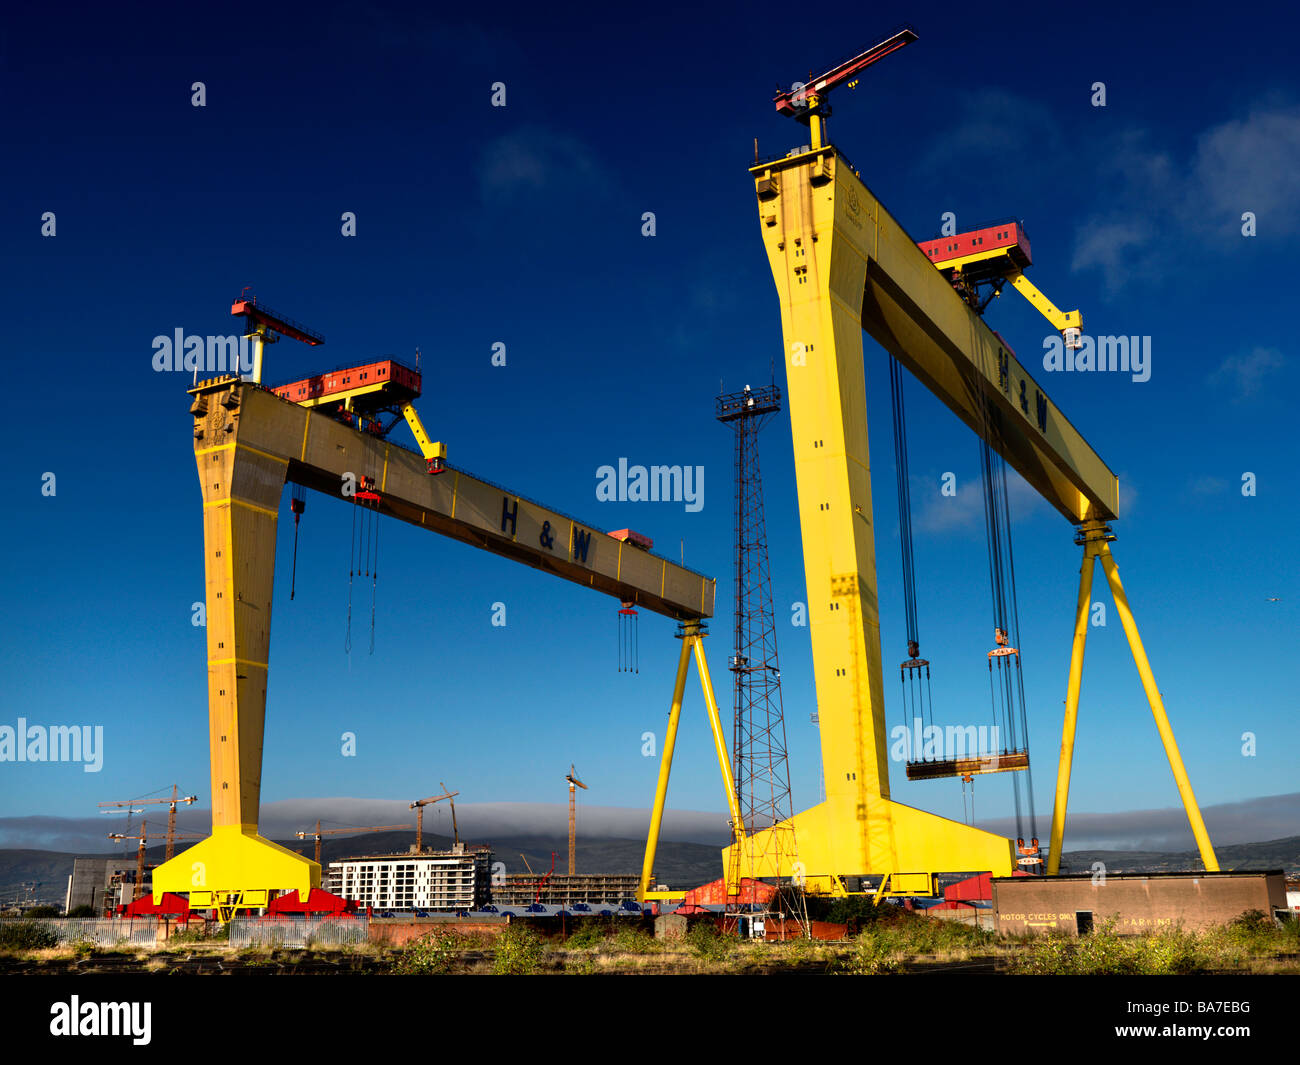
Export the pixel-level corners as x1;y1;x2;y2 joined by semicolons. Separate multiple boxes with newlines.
1;0;1296;853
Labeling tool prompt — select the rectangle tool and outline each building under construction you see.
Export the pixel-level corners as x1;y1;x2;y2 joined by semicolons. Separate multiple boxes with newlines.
65;858;138;914
492;873;642;908
326;848;491;913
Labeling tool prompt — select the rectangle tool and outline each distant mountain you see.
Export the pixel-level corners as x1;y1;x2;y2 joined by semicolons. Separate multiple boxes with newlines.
1055;836;1300;876
4;833;1295;907
0;831;727;905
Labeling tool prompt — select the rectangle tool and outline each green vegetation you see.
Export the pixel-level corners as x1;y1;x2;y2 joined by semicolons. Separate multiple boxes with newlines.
0;921;58;950
834;912;995;974
685;922;734;963
394;931;459;975
610;925;663;955
563;919;615;949
491;925;546;975
1006;913;1300;975
166;924;213;945
65;905;97;918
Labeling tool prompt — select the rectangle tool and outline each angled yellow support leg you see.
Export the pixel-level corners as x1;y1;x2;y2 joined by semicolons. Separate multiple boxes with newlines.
638;634;693;903
639;624;748;904
1047;523;1104;874
691;633;747;890
872;871;893;906
1097;544;1219;872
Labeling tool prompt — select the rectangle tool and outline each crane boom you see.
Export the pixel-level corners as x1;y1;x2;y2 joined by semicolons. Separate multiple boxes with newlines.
410;789;459;853
773;26;918;118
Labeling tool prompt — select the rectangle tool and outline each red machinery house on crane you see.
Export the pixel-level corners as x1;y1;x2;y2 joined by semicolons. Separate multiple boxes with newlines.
231;291;446;473
917;220;1032;283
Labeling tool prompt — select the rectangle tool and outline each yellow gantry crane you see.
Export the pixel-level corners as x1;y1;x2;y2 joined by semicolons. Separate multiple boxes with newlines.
565;765;588;875
715;24;1218;895
410;786;459;854
153;311;717;917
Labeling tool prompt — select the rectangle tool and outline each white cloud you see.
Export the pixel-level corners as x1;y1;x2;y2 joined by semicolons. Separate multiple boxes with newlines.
1208;346;1286;401
1071;103;1300;291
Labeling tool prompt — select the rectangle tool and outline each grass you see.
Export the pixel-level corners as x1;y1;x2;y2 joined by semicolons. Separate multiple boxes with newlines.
2;908;1294;975
1004;913;1300;975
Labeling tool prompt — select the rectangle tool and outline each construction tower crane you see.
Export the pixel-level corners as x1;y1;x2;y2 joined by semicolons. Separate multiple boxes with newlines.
98;786;198;862
410;787;459;854
108;820;206;900
294;822;410;866
564;765;587;875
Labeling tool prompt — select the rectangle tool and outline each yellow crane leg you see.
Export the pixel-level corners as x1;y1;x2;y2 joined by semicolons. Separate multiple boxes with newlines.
152;426;318;911
1097;544;1220;872
690;633;747;889
1047;529;1101;874
638;634;693;903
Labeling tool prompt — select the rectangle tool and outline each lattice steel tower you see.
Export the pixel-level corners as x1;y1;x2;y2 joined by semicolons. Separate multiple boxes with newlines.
717;383;804;931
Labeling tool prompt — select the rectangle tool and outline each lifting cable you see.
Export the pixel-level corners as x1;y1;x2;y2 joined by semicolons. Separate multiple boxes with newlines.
618;603;639;673
975;390;1038;848
369;503;380;655
888;357;934;747
289;484;306;601
345;500;357;657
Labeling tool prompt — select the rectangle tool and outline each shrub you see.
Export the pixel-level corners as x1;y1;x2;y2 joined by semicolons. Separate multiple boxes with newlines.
66;905;97;919
0;921;58;950
1005;931;1076;974
565;920;614;950
394;931;458;975
840;930;901;974
492;925;545;975
610;926;661;955
1073;923;1141;974
68;937;98;958
1137;929;1200;975
167;924;213;945
24;906;60;918
685;922;733;963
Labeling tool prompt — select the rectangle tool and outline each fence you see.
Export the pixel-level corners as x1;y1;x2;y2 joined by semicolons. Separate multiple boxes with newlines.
227;916;369;948
16;919;160;946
